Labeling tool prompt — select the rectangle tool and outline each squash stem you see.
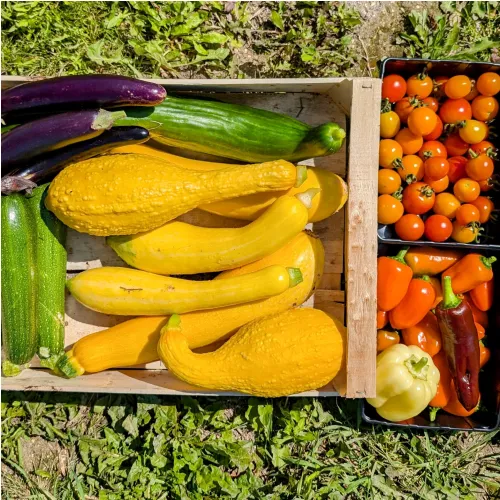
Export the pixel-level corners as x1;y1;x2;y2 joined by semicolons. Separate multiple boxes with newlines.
295;165;308;187
286;267;303;288
295;188;320;209
56;350;85;378
2;360;25;377
167;314;181;330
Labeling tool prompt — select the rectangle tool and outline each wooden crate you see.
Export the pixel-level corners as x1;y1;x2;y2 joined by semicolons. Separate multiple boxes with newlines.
1;77;380;398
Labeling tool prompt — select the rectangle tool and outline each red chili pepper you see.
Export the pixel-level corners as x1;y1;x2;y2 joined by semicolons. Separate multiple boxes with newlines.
436;276;480;411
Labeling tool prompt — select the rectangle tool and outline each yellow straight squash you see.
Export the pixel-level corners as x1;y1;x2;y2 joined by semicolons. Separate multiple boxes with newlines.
107;193;312;275
158;308;345;397
67;265;302;316
57;231;324;377
112;144;348;222
45;153;304;236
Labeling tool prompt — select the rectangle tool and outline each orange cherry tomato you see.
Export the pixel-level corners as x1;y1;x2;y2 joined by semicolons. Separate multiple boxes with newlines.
418;140;447;160
382;75;407;102
380;110;401;138
424;175;449;194
475;322;485;340
406;73;433;98
424;157;449;180
451;220;480;243
408;107;438;136
439;98;472;124
464;82;479;101
459;120;488;144
378;194;404;224
443;133;469;156
378;168;402;195
423;115;443;141
379;139;403;168
447;156;468;183
465;154;494;181
424;214;453;242
470;196;495;224
476;72;500;97
422;96;439;112
395;97;421;124
433;76;449;98
395;128;424;155
377;330;400;352
478;178;495;192
394;214;425;241
469;140;497;158
444;75;472;99
455;204;480;225
398;155;424;184
402;182;435;215
377;309;388;329
433;192;461;219
471;95;499;121
453;177;480;202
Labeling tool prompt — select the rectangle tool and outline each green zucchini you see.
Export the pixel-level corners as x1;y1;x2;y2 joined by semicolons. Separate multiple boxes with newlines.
114;95;346;163
28;184;67;370
1;194;37;376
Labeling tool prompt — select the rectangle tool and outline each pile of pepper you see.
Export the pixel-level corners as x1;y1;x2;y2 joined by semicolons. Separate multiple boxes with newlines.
369;246;496;422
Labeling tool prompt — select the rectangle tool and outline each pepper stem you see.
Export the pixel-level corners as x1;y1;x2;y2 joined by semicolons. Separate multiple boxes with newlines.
440;276;461;309
287;267;303;287
429;406;440;422
390;247;410;264
480;256;497;269
404;355;429;380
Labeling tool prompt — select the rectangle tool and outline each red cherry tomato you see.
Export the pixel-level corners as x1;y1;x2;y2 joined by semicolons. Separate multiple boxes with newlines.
459;120;488;144
438;98;472;124
424;215;453;242
407;73;433;98
471;196;495;224
424;157;449;181
382;75;407;103
418;141;447;160
455;204;480;225
448;156;468;183
424;174;449;194
443;133;469;156
402;182;435;215
422;96;439;112
394;214;425;241
471;95;499;121
395;97;421;124
476;72;500;97
445;75;472;99
423;115;443;141
465;154;494;181
408;107;438;137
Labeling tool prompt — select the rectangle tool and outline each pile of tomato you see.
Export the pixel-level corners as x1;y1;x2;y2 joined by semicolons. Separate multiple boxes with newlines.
378;70;499;243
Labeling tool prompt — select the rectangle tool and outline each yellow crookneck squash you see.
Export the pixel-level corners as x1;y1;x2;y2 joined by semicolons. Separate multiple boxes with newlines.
158;308;346;397
112;144;348;222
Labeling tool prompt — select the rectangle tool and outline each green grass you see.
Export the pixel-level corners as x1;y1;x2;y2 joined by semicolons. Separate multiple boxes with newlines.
2;392;499;499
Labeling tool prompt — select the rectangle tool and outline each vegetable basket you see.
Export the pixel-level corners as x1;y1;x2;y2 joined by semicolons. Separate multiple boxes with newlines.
1;76;381;399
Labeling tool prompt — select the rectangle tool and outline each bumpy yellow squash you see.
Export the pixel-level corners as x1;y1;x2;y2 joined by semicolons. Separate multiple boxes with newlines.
67;265;302;316
107;193;313;275
45;153;304;236
56;231;324;377
112;144;348;222
158;308;345;397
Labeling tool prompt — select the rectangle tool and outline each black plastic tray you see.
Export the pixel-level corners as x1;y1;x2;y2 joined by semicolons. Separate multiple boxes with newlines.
362;243;500;432
378;58;500;251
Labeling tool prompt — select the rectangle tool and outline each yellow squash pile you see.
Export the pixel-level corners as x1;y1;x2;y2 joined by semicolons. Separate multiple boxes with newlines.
52;145;349;397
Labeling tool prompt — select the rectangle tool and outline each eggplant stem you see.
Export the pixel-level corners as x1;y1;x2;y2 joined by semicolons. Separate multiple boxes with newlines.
440;276;461;309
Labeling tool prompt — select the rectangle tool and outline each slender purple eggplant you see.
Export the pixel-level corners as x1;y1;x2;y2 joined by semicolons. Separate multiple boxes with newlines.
2;75;166;118
1;109;126;170
436;276;480;411
2;126;150;194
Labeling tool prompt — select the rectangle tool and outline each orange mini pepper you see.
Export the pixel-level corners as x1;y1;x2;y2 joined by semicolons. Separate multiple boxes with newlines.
377;330;400;352
442;254;496;294
429;350;453;418
443;381;480;417
401;312;441;357
470;279;494;312
464;294;489;328
404;247;463;276
428;276;442;309
377;248;413;312
480;342;491;368
475;322;485;340
389;276;436;330
377;309;389;329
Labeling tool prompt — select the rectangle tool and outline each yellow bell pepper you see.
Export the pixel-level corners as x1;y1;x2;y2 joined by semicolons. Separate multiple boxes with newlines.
367;344;440;422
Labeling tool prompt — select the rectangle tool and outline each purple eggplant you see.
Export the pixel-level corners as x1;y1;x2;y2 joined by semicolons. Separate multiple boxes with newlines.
1;109;126;170
2;75;166;118
2;126;150;194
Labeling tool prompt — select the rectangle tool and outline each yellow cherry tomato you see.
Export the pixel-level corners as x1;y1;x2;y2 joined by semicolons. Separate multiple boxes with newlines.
380;111;401;139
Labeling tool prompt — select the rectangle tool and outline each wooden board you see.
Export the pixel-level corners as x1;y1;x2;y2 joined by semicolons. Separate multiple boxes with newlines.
1;77;380;398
